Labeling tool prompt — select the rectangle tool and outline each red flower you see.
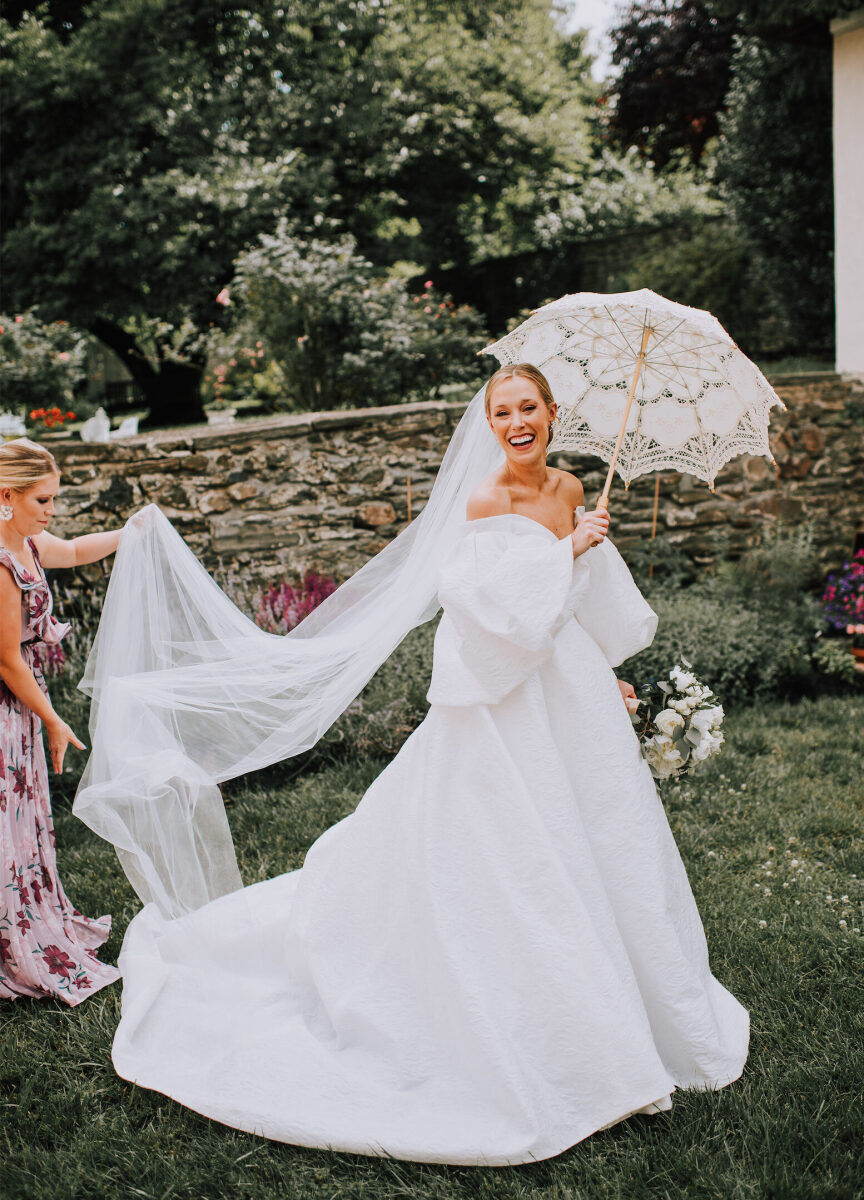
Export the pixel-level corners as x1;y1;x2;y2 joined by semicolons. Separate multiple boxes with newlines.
16;910;30;934
73;975;91;990
42;945;76;977
31;876;42;905
0;932;14;965
11;766;30;802
18;885;30;907
41;866;54;893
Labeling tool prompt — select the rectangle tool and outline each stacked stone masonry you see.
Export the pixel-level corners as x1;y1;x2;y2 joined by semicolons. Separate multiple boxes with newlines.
47;376;864;597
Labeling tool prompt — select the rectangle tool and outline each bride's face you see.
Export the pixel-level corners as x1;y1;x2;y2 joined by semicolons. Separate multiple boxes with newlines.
487;377;556;463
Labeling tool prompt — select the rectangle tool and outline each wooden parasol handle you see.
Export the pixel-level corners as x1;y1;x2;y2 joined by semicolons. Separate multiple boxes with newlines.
597;324;652;513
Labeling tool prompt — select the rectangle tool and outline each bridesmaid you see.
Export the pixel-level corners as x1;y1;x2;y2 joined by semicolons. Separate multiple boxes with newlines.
0;438;123;1004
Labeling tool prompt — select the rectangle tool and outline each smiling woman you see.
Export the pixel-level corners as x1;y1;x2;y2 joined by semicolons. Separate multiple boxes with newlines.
0;438;124;1005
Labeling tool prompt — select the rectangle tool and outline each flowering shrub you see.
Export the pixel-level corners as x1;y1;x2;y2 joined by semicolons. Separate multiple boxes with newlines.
229;223;487;411
0;309;88;414
820;549;864;633
253;572;337;635
202;329;284;411
29;406;76;430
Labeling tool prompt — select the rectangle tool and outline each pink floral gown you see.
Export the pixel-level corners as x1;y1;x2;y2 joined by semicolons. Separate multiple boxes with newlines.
0;539;120;1005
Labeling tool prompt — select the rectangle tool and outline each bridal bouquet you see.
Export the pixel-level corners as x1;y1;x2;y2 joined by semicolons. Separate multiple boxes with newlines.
629;659;725;780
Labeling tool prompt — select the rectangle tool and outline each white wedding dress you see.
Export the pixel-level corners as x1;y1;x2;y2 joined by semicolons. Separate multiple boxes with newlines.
108;512;749;1165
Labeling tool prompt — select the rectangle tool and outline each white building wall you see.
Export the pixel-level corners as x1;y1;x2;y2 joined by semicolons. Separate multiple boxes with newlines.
832;11;864;375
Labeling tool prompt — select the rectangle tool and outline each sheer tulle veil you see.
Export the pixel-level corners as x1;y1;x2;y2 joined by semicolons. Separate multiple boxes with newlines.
73;385;504;917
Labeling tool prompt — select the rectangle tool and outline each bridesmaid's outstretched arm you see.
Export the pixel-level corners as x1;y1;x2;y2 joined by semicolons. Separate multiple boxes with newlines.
34;527;124;569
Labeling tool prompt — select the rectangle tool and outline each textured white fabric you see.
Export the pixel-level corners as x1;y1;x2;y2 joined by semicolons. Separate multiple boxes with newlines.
111;515;749;1165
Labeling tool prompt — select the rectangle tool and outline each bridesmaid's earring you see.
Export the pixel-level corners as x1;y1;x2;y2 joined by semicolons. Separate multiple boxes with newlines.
547;424;554;449
0;505;12;521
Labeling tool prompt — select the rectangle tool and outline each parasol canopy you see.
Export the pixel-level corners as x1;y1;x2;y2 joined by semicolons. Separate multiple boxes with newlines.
482;288;787;506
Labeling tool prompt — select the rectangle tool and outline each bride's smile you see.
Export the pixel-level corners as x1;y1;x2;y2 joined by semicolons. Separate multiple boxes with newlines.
487;375;557;463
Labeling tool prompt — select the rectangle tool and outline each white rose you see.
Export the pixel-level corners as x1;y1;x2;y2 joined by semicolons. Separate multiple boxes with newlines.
645;741;679;778
655;709;685;736
671;667;696;690
690;709;714;732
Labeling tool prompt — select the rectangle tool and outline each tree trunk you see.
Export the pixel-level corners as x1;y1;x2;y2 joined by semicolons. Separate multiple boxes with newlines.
90;317;206;427
141;359;206;428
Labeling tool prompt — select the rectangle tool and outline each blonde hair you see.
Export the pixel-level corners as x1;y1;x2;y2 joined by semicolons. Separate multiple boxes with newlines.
484;363;555;418
0;438;60;491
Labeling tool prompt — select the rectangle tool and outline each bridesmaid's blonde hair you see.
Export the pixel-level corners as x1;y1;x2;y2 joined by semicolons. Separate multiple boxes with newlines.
484;363;555;418
0;438;60;491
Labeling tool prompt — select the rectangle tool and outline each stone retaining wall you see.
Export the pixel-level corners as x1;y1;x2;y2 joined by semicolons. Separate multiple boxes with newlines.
46;374;864;597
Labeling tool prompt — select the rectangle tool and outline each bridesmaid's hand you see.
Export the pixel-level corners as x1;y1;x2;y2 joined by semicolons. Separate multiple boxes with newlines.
44;716;86;774
617;679;639;713
571;508;609;557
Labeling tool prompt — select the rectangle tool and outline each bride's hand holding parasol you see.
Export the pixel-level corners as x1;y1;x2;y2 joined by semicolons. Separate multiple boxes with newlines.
571;507;609;557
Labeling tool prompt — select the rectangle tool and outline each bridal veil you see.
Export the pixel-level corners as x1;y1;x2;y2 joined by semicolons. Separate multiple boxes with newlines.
73;385;504;916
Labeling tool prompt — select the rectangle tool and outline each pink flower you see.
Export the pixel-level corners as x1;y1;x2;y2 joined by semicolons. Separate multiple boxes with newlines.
216;288;231;307
14;315;23;323
424;280;433;289
57;351;70;362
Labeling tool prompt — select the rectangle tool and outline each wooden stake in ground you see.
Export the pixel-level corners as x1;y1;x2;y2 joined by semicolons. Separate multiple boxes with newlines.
649;473;661;580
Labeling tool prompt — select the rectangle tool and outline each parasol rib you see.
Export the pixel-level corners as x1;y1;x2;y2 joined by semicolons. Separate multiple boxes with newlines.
598;323;653;511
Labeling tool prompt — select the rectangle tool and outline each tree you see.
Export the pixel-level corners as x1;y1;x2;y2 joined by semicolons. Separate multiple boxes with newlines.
604;1;735;169
715;34;834;352
605;0;842;354
2;1;597;425
704;0;839;352
1;1;333;424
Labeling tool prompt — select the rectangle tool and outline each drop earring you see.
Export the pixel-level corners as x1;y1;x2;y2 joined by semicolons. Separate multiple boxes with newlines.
0;504;12;521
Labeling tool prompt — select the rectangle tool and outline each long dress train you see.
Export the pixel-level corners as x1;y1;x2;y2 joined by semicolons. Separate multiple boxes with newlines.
109;514;749;1165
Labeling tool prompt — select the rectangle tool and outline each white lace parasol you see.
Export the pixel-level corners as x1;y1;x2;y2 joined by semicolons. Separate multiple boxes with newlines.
482;288;787;502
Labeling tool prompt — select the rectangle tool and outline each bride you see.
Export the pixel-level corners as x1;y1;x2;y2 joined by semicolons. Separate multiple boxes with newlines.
74;363;749;1166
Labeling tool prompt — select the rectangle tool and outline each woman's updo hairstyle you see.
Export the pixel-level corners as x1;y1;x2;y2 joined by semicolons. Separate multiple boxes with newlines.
484;362;557;447
0;438;60;492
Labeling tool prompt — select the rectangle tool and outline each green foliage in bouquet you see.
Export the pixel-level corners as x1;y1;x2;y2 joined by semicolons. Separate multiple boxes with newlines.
632;659;725;780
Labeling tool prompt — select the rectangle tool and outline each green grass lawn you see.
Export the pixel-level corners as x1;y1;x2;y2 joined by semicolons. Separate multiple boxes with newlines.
2;693;863;1200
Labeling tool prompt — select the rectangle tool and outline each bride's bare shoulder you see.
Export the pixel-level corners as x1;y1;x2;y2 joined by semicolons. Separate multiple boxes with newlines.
550;468;584;507
465;476;512;521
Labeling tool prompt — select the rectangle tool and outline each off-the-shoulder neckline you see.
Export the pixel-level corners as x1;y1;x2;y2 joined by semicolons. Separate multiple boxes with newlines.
463;512;571;542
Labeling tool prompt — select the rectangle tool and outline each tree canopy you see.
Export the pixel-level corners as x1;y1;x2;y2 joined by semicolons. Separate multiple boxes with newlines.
604;1;735;169
1;0;596;422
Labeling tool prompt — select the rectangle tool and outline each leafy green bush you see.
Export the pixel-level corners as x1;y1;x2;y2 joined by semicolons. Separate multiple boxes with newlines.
229;222;487;411
624;590;818;707
626;525;861;707
614;219;777;354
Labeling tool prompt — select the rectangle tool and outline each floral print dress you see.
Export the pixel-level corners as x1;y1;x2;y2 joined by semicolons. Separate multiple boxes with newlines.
0;539;119;1005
